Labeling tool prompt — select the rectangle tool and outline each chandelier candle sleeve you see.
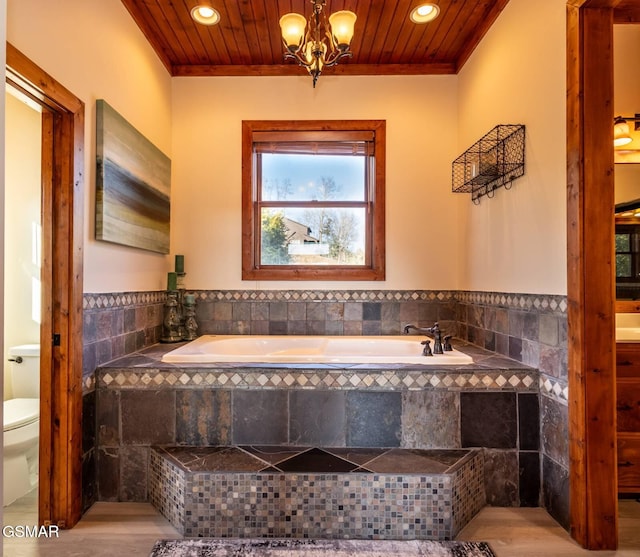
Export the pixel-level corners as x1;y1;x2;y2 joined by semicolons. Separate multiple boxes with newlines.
175;255;184;274
167;272;177;291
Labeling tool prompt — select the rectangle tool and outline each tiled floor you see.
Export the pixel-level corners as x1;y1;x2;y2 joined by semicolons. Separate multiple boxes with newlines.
3;493;640;556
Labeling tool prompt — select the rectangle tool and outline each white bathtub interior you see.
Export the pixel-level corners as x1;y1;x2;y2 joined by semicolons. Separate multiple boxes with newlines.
161;335;474;365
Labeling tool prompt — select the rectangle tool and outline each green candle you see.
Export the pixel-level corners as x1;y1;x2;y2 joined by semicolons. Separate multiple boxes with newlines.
175;254;185;274
167;272;177;291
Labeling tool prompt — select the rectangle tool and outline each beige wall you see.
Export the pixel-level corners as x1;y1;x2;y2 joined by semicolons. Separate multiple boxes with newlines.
4;92;41;399
171;74;462;290
457;0;567;295
5;0;569;296
7;0;173;293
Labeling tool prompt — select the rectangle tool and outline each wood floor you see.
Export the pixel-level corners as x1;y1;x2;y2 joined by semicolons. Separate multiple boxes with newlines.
2;490;640;556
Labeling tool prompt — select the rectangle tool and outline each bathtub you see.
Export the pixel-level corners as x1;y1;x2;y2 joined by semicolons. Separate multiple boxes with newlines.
161;335;474;365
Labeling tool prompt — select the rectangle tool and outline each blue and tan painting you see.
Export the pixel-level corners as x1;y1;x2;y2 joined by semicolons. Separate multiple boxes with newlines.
96;99;170;254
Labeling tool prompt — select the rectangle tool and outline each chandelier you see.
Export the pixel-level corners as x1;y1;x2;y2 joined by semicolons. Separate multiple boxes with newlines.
279;0;357;88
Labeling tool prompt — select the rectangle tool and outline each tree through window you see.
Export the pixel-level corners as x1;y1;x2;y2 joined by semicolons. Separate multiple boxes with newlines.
242;120;386;280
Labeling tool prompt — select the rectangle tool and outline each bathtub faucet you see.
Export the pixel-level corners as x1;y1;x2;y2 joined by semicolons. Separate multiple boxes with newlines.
403;322;450;355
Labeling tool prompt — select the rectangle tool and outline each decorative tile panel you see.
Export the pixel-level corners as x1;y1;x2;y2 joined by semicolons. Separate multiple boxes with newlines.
539;374;568;405
149;446;485;540
456;291;568;314
97;367;539;393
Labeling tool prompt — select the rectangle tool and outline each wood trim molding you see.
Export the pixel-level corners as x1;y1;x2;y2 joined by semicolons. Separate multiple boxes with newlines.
6;42;85;529
616;301;640;312
172;62;457;78
566;4;618;550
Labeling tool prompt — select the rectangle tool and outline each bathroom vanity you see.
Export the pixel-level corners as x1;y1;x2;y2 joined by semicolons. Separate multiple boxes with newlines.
616;315;640;493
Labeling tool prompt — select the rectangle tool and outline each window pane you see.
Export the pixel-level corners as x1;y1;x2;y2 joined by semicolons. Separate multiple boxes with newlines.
616;233;631;252
262;153;366;201
260;207;366;265
617;254;632;278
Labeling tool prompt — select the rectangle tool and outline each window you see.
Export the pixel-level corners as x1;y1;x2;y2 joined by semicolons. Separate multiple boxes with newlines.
242;120;385;280
616;224;640;281
616;223;640;299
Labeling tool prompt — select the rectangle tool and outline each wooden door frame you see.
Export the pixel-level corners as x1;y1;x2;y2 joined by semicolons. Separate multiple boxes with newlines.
5;43;84;528
566;0;640;550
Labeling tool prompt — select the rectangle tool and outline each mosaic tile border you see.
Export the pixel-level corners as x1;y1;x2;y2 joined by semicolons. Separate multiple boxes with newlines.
149;448;484;540
83;375;96;393
539;374;568;405
457;291;567;314
84;289;567;312
97;368;538;392
196;290;458;303
83;291;166;310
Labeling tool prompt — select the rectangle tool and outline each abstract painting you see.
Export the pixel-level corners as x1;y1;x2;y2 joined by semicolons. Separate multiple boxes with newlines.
96;99;171;254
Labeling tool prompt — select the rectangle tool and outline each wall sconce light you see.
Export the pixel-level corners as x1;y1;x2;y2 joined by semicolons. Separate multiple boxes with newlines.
614;114;640;147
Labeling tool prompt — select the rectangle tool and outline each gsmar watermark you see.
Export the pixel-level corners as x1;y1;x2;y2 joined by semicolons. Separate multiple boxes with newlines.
2;525;59;538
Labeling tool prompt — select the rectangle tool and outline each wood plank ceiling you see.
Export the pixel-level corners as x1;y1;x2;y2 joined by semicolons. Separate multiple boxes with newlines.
121;0;512;77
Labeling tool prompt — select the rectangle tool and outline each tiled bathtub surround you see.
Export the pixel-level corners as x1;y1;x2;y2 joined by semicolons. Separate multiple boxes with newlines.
83;289;568;527
456;291;567;378
193;290;459;338
82;289;567;383
149;446;485;540
455;291;569;528
82;291;165;511
83;291;165;380
94;343;539;509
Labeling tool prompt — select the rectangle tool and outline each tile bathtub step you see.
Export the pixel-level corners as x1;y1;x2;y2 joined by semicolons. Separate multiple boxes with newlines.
149;446;486;540
155;446;473;474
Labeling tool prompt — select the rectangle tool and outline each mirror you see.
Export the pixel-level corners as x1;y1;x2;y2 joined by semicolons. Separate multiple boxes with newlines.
615;163;640;301
614;24;640;303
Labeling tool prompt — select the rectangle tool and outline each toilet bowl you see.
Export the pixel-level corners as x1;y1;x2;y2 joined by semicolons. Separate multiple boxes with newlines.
3;344;40;507
3;398;39;506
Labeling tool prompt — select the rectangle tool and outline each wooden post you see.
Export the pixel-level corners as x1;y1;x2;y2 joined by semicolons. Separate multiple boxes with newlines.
566;2;618;549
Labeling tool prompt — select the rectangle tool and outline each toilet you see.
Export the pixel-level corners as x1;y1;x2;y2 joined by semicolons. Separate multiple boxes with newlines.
3;344;40;506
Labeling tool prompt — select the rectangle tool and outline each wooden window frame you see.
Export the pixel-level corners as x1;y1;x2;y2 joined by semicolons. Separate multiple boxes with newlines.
242;120;386;281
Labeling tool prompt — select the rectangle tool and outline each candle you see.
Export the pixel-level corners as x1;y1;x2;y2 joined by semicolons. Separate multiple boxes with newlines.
167;272;177;291
184;294;195;305
175;254;185;274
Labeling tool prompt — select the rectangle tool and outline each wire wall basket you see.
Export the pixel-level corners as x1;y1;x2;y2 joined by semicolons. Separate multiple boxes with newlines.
452;124;525;204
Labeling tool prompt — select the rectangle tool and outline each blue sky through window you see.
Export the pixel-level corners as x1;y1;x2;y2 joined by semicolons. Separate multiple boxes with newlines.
262;153;365;201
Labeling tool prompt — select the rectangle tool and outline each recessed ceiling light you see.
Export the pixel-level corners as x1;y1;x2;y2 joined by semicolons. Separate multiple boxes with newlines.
410;3;440;24
191;5;220;25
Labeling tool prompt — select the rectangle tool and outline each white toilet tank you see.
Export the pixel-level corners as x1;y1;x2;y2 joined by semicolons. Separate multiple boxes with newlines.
8;344;40;398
